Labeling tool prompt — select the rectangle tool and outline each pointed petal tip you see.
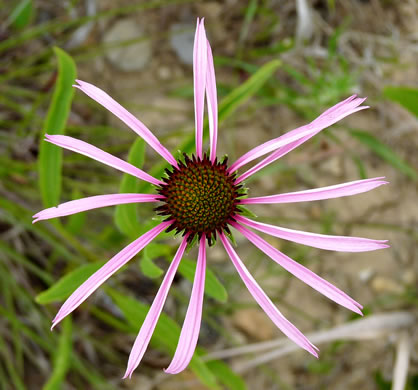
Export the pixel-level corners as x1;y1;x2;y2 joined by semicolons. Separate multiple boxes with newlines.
164;366;181;375
352;305;364;316
72;79;83;88
122;371;132;380
305;341;319;357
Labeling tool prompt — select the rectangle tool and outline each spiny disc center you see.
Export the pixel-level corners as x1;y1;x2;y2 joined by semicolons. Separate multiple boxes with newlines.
156;154;243;243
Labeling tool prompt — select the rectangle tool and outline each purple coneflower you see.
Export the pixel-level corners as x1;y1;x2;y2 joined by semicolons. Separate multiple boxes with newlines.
34;18;389;378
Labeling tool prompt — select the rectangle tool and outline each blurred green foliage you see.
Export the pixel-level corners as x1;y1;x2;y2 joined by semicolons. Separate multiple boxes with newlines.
1;0;417;389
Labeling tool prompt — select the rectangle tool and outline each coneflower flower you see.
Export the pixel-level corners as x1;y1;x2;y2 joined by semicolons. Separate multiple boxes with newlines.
34;18;389;378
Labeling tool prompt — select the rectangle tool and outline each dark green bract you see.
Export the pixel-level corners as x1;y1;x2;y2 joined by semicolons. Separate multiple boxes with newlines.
156;154;244;245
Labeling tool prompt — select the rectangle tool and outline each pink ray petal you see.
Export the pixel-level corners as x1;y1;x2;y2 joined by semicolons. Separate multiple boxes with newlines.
165;235;206;374
193;18;207;159
33;193;162;223
232;222;363;314
236;215;389;252
123;236;189;379
234;95;365;184
73;80;178;167
206;39;218;163
236;134;312;184
220;232;318;356
45;134;162;186
240;177;388;205
51;221;171;330
229;95;368;173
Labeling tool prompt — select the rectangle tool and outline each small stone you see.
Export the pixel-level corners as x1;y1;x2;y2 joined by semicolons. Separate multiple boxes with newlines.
402;270;415;285
320;156;342;176
157;65;171;80
125;373;153;390
170;23;195;65
358;268;375;282
209;244;228;263
103;19;152;71
233;308;275;341
371;276;403;294
196;2;222;19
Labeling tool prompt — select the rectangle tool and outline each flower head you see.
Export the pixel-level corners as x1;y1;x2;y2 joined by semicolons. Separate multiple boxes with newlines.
34;18;389;378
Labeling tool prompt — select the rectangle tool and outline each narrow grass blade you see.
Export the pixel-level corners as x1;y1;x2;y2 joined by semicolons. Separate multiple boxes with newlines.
383;86;418;118
350;129;418;181
207;360;247;390
43;318;72;390
38;47;76;208
218;59;281;123
8;0;33;29
36;262;105;304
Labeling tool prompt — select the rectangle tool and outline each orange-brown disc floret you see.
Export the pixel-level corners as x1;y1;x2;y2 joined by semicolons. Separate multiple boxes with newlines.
156;153;245;245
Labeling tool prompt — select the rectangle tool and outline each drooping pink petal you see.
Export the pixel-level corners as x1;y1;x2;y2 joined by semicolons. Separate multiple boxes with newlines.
206;39;218;163
73;80;178;168
229;95;368;173
51;221;171;329
123;236;189;379
232;222;363;314
234;95;365;184
165;235;206;374
193;18;207;159
236;215;389;252
220;232;318;356
33;193;162;223
45;134;162;186
240;177;388;205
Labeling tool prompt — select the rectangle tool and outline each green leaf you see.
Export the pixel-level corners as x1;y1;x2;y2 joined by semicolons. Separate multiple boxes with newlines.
350;129;418;181
106;287;219;389
236;205;258;219
114;137;146;238
38;47;76;208
351;155;367;179
140;243;167;278
218;59;281;122
43;317;72;390
9;0;33;29
207;360;247;390
66;189;86;235
140;255;164;278
383;86;418;118
36;262;105;304
178;259;227;303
